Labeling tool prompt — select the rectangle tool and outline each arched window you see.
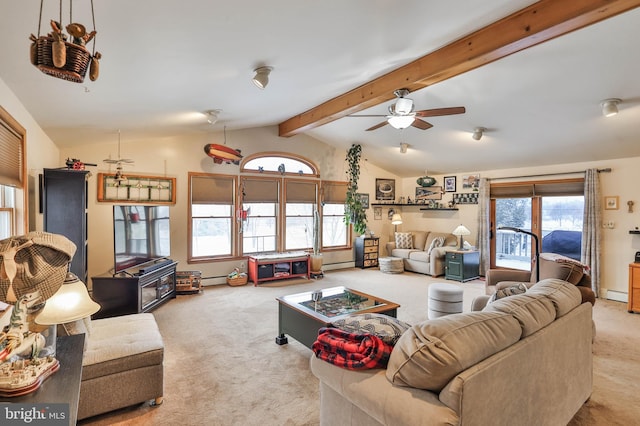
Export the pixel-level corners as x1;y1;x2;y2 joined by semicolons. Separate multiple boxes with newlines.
241;152;318;177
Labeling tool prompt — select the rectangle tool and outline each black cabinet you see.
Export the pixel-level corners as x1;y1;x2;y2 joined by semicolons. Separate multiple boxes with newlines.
445;250;480;282
43;169;90;283
355;237;379;269
91;260;177;319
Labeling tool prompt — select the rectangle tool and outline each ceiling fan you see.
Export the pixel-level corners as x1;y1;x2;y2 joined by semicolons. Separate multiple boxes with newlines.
349;89;465;131
103;130;135;186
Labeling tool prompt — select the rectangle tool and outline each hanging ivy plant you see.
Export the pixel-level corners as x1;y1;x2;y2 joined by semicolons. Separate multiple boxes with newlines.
344;144;368;235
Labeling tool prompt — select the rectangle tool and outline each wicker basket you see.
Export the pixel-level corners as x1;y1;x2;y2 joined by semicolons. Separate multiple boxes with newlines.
227;275;248;286
34;36;91;83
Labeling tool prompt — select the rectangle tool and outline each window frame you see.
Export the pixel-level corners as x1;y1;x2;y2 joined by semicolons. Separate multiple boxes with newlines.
0;106;27;235
489;178;585;270
188;172;238;262
187;155;351;263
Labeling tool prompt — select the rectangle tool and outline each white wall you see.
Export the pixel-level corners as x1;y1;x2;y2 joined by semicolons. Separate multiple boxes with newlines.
0;78;61;233
386;158;639;298
58;127;368;285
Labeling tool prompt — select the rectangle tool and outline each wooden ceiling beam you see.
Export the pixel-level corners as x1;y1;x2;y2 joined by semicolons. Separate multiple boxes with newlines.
279;0;640;137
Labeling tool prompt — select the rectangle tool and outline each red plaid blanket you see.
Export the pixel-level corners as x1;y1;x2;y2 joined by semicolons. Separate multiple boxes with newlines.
312;327;393;370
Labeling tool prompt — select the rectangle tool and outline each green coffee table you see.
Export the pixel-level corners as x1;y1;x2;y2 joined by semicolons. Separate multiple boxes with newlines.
275;286;400;349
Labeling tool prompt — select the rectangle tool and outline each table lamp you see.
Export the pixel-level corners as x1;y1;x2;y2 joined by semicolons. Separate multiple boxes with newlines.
35;270;100;333
452;224;471;250
391;213;403;232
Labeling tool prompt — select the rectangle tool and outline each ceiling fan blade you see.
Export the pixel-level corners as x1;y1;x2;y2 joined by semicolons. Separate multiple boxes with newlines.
415;106;466;117
366;121;389;131
411;119;433;130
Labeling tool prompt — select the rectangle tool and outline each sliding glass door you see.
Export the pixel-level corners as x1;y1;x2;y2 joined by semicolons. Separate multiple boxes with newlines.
491;179;584;272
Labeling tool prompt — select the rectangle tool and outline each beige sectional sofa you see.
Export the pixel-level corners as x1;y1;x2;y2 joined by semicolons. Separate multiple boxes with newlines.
385;231;458;276
310;279;593;426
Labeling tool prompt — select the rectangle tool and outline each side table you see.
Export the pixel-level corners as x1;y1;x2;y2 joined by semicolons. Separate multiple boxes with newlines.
0;334;85;426
445;250;480;282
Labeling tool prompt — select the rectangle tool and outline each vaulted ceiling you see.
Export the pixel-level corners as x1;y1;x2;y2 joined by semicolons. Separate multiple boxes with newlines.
1;0;639;176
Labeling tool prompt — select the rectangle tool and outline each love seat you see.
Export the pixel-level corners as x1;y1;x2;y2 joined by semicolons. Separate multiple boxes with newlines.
59;313;164;420
385;231;458;276
310;278;593;426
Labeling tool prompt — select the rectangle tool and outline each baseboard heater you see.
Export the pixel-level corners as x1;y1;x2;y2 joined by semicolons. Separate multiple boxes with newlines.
605;290;628;303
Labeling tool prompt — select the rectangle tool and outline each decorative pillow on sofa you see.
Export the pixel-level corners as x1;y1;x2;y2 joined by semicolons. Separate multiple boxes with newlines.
426;236;444;256
331;313;411;346
487;282;528;304
386;312;522;391
395;232;413;249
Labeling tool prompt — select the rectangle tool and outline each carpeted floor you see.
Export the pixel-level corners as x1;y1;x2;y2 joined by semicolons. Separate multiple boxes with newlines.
79;268;640;425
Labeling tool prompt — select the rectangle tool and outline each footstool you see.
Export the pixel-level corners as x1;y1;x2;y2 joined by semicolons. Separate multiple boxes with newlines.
379;257;404;274
428;282;463;319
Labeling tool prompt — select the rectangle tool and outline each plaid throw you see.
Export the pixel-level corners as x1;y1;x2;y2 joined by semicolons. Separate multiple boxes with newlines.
312;327;393;370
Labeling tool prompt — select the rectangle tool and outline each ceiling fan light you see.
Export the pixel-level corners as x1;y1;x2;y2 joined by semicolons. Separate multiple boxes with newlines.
601;98;621;117
388;115;415;129
252;66;273;89
395;98;414;115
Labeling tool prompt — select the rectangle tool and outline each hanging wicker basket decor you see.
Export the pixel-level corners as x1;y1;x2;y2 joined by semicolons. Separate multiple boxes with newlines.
29;0;102;83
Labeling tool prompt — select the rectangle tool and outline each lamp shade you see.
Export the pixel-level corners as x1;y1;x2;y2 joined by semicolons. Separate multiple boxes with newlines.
452;224;471;236
35;272;100;325
391;213;403;225
388;115;415;129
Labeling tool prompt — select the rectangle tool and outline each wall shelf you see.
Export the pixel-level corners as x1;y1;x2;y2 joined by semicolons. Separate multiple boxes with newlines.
371;203;457;210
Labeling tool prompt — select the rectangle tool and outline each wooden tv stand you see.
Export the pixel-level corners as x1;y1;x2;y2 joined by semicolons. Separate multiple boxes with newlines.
248;252;310;285
91;259;178;319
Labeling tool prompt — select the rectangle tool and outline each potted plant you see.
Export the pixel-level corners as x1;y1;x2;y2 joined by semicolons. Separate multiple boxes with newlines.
344;144;367;235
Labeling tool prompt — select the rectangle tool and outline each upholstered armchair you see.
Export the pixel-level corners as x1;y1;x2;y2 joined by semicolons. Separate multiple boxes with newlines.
472;253;596;311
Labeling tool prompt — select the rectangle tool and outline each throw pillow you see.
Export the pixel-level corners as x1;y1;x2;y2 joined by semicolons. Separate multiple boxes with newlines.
426;236;444;256
487;282;528;304
331;313;411;346
395;232;413;249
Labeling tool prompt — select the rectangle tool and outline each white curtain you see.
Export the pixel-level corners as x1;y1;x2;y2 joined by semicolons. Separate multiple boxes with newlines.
477;178;491;276
582;169;601;297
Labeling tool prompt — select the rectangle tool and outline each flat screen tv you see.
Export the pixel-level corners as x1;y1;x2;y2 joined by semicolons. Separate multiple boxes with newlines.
113;205;171;274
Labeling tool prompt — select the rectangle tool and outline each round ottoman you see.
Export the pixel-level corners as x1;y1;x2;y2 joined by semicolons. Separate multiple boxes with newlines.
428;282;463;319
379;257;404;274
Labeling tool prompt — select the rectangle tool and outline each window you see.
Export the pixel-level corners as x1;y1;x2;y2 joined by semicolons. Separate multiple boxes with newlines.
189;173;236;259
241;177;279;255
0;106;26;237
321;181;348;249
187;154;350;262
491;179;584;271
242;153;317;176
284;180;317;251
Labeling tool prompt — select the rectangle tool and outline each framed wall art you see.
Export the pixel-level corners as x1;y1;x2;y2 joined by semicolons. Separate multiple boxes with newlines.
97;173;176;204
415;186;442;201
375;178;395;201
444;176;456;192
604;196;619;210
462;174;480;190
356;193;370;209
